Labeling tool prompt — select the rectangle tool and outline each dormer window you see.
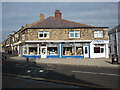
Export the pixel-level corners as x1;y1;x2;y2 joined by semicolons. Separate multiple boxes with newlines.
38;31;49;39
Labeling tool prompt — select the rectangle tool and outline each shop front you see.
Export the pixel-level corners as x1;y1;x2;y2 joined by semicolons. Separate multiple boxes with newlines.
22;42;91;58
90;40;109;58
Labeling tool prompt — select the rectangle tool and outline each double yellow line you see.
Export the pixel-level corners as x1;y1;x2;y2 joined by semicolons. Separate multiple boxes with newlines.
1;73;112;89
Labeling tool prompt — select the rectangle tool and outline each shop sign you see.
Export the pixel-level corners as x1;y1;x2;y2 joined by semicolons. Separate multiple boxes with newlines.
47;44;58;47
93;40;109;44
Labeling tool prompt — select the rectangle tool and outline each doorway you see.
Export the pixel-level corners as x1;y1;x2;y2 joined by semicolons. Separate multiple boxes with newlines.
83;46;89;58
41;46;47;58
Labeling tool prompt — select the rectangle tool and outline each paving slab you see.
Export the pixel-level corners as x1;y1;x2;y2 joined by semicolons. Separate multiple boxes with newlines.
3;54;119;68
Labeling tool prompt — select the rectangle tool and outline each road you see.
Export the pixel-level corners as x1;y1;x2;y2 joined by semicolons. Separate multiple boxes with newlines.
2;75;79;88
38;63;119;88
2;58;119;89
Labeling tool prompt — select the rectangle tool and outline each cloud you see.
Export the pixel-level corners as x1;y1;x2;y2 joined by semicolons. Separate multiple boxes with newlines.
2;2;118;41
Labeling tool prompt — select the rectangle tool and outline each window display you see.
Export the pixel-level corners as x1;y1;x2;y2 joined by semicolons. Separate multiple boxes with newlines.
23;44;38;55
76;47;83;55
29;47;37;55
47;47;58;55
63;47;75;55
63;43;85;56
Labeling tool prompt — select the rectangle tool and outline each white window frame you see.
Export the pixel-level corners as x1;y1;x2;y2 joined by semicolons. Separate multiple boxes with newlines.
94;31;103;38
22;34;25;40
69;31;80;38
38;31;49;39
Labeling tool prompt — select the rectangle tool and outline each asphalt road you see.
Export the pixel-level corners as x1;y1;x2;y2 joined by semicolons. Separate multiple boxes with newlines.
2;75;79;88
38;63;119;88
2;59;119;89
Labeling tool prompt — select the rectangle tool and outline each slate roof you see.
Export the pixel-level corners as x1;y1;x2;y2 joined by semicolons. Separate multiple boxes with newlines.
109;24;120;34
29;16;94;29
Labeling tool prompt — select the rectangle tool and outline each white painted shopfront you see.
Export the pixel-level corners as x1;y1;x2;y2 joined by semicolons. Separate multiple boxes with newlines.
90;40;109;58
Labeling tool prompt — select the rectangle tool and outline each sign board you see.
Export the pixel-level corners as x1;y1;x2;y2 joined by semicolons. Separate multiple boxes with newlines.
93;40;109;44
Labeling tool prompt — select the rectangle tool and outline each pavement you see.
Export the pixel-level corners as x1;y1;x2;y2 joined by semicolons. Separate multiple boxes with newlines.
3;53;119;68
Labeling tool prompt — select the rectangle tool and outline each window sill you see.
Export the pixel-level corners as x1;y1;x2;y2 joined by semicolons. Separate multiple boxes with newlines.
69;37;80;38
38;38;49;39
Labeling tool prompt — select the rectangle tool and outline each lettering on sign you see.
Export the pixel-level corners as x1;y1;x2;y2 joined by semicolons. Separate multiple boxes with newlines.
94;40;109;44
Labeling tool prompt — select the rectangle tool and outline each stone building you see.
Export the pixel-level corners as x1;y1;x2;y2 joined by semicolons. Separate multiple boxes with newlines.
2;10;109;58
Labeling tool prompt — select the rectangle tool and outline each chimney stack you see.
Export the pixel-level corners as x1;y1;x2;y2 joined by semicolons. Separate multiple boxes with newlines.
40;14;44;21
54;10;62;19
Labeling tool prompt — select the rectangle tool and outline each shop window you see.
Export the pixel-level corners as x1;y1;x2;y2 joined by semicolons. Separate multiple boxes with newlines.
76;47;83;56
24;47;27;55
29;47;37;55
69;31;80;38
63;47;74;55
38;31;49;39
94;31;103;38
94;47;100;53
47;47;58;55
63;43;85;56
100;48;104;53
94;47;104;53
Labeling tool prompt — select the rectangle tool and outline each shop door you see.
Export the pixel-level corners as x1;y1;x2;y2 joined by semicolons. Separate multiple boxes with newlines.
83;46;89;58
41;46;47;58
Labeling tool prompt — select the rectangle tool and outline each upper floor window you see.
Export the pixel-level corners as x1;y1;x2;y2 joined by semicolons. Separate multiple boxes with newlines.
69;31;80;38
12;37;14;42
38;31;49;39
15;34;18;38
94;31;103;38
22;34;25;40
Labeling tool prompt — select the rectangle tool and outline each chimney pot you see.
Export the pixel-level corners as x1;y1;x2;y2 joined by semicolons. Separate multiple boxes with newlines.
54;10;62;19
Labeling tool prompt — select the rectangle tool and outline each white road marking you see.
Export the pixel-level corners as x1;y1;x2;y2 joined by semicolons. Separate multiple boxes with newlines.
27;70;31;73
48;69;53;70
39;70;44;72
72;71;120;76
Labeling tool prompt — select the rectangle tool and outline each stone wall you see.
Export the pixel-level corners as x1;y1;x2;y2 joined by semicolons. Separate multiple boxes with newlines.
25;28;109;40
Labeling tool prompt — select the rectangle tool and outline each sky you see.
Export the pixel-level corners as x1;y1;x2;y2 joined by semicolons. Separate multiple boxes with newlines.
1;2;119;41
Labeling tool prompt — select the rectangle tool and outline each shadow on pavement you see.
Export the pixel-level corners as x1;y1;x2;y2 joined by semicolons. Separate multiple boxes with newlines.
2;60;111;90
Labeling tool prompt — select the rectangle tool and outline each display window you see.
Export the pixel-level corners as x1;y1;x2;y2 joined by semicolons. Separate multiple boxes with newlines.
63;47;75;56
47;47;58;55
23;44;38;55
94;44;104;53
63;43;86;56
76;47;83;56
29;47;37;55
94;47;104;53
47;43;58;55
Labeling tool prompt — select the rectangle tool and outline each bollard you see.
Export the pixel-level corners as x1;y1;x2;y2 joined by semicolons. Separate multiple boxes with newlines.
71;74;75;78
26;57;29;62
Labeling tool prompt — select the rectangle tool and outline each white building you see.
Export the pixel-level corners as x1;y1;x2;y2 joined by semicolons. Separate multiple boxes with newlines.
109;25;120;57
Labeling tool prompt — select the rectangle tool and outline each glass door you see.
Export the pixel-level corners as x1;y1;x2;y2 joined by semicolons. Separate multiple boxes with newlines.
41;46;47;58
83;46;89;58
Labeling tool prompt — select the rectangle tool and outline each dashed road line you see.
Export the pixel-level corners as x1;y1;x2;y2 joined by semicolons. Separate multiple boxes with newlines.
72;71;120;76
